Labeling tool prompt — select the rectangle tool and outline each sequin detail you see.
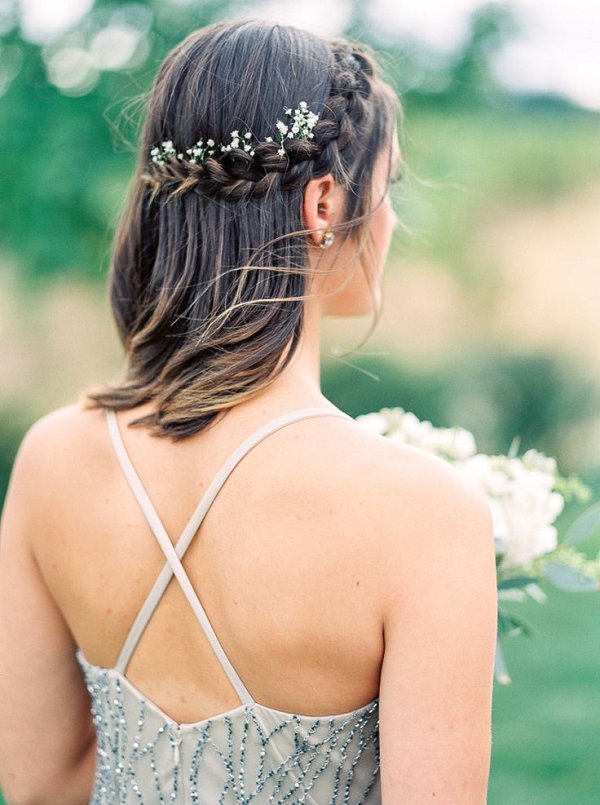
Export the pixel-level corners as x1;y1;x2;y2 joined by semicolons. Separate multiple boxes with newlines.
77;653;380;804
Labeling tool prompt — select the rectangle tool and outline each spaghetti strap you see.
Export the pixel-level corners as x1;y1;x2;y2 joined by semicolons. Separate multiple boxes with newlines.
106;406;351;703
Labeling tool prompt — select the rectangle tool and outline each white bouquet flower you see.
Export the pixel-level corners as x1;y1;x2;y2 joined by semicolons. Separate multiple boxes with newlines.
456;451;564;569
357;408;600;683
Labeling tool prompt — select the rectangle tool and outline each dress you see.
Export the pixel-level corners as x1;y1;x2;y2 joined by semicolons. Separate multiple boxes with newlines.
76;407;381;804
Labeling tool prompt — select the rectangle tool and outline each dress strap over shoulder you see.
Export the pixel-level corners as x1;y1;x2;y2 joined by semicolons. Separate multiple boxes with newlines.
106;406;352;703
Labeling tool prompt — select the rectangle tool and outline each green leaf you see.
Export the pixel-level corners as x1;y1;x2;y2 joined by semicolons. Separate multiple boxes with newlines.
564;504;600;547
494;639;511;685
507;436;521;459
554;473;591;503
498;608;535;638
524;582;547;604
498;588;527;603
544;562;599;592
498;576;539;590
497;609;511;638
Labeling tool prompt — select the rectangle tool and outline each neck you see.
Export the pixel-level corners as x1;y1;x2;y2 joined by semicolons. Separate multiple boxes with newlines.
291;300;323;386
269;300;325;403
233;300;328;416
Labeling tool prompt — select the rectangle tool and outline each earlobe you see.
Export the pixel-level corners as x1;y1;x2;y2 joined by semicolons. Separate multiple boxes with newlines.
318;230;335;250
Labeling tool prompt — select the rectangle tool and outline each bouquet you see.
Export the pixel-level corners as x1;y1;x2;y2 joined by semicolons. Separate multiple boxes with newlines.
357;408;600;683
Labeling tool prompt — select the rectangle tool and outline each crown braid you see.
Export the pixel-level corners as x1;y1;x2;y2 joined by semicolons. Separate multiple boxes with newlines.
141;41;379;203
142;137;324;200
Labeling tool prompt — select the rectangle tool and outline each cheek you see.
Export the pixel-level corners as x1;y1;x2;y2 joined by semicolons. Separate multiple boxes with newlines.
370;203;395;266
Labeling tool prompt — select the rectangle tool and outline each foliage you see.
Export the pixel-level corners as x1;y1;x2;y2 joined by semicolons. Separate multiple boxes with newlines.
0;0;245;280
0;404;32;509
489;586;600;803
393;106;600;282
321;350;600;464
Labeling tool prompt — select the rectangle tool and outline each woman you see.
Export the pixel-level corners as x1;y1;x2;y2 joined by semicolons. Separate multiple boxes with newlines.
0;19;497;804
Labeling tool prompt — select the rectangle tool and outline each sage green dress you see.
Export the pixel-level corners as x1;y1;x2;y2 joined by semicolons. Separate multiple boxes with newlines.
77;407;381;803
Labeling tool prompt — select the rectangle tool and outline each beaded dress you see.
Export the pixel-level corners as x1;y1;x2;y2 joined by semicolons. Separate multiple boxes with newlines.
77;407;381;804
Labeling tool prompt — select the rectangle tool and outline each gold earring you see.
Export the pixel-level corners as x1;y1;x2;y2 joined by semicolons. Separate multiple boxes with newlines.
319;229;335;250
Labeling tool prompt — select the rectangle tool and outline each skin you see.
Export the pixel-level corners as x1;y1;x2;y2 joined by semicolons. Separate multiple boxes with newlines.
0;137;497;804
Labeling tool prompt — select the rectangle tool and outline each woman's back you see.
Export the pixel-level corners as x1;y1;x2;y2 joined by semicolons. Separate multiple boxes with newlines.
3;386;496;803
32;399;407;801
38;400;390;716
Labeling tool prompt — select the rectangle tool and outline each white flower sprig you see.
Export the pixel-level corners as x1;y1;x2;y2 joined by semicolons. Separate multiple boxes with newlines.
149;102;320;165
150;131;254;165
186;138;216;163
356;409;476;461
219;130;255;157
266;102;319;157
150;140;180;164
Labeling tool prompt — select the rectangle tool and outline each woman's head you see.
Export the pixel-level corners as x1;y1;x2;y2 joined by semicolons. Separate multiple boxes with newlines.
86;19;401;437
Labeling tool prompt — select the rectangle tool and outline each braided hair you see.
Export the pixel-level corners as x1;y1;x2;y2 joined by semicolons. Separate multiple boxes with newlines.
85;21;400;438
141;42;377;204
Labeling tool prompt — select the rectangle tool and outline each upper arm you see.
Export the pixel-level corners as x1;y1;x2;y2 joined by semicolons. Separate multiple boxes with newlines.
0;411;96;803
376;452;497;804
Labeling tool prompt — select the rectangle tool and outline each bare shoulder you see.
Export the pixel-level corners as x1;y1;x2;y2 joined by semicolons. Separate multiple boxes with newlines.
23;399;104;437
305;415;491;532
14;400;105;462
4;402;107;518
301;416;495;596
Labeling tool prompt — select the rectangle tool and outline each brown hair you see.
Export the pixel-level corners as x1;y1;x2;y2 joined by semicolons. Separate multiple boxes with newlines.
85;19;400;439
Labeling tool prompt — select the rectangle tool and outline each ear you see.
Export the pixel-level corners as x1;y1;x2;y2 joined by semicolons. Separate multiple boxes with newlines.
302;174;338;246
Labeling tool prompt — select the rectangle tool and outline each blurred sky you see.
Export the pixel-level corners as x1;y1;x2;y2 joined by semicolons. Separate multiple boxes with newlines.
17;0;600;110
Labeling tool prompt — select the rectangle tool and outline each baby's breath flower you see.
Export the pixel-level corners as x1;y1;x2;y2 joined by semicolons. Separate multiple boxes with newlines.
150;140;178;164
148;103;319;168
271;103;320;155
185;139;217;164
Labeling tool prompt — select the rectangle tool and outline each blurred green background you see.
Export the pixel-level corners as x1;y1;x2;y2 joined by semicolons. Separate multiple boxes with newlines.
1;0;599;802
